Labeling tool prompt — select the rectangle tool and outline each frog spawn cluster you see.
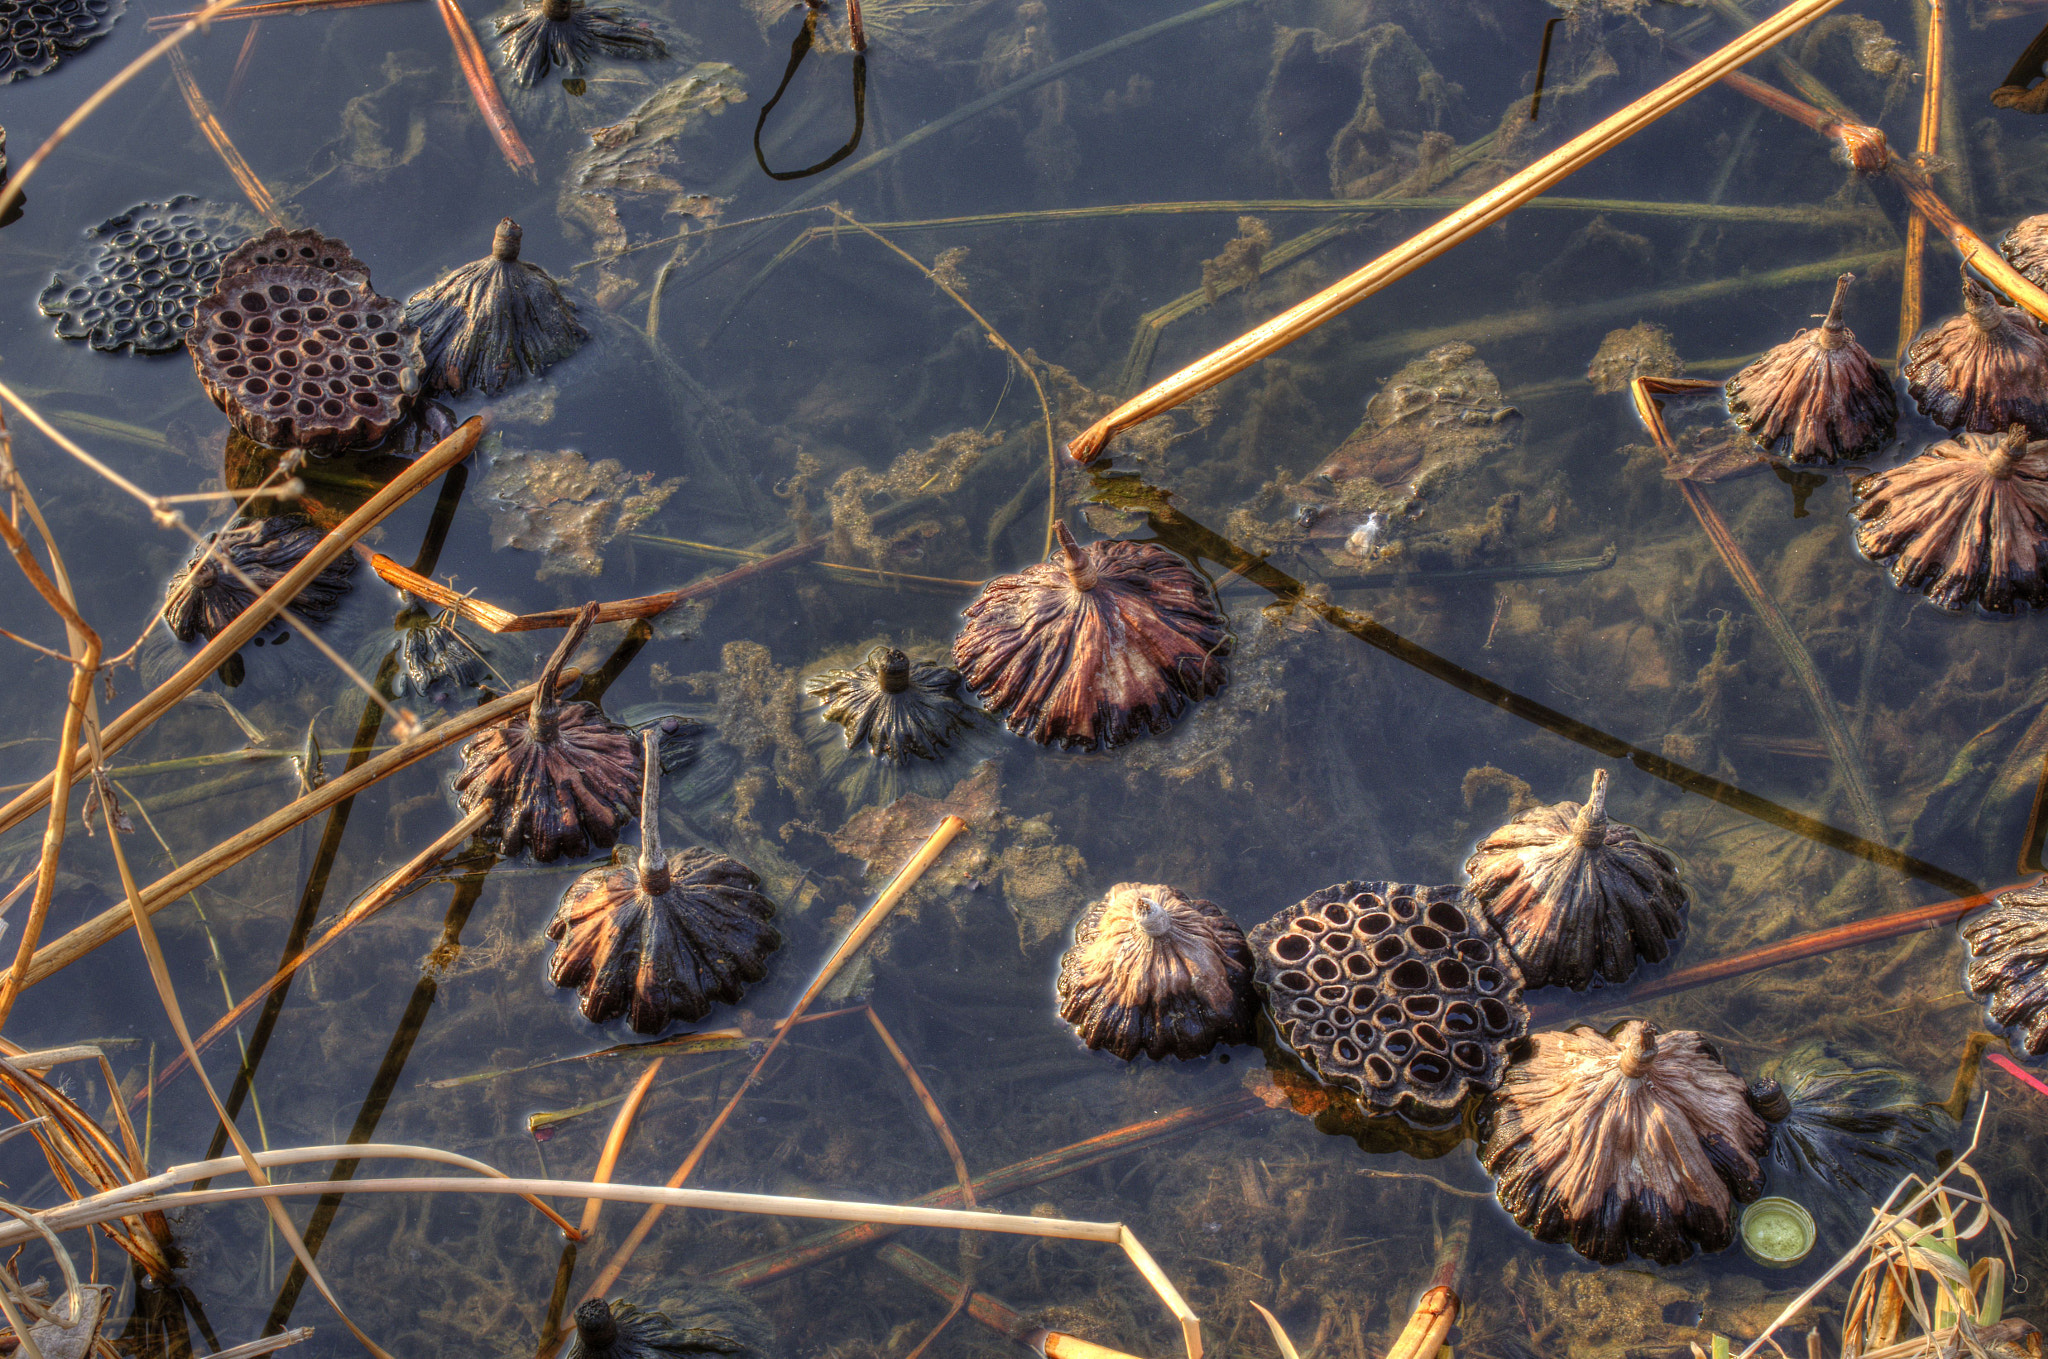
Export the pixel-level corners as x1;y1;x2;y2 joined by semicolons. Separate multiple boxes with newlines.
1248;881;1526;1115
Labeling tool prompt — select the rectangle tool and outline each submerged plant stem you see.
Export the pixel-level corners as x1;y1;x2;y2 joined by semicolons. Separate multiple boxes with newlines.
167;47;281;225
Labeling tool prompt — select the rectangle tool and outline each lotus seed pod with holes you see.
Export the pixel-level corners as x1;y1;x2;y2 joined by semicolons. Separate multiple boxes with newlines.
40;197;244;354
1248;881;1528;1117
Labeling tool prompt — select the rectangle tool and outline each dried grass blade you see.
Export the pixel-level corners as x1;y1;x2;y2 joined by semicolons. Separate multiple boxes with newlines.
863;1007;973;1204
145;0;410;27
1117;1226;1200;1359
166;48;281;224
577;1059;663;1237
20;683;531;991
1064;0;1850;462
581;815;968;1301
141;806;493;1098
0;418;481;840
435;0;534;177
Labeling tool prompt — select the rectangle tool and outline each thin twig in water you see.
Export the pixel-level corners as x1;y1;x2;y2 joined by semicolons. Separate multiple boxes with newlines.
167;47;282;224
435;0;535;177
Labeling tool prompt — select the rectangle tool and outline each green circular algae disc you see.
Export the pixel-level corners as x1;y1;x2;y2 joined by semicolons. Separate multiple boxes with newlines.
1740;1197;1817;1267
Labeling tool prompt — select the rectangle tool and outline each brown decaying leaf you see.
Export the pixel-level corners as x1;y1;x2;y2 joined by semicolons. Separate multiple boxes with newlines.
805;646;974;764
1479;1019;1770;1266
829;760;1001;880
162;515;357;644
1461;768;1688;992
1999;212;2048;291
1850;424;2048;613
561;63;744;257
478;447;681;579
1054;883;1256;1061
1725;272;1897;465
455;603;642;860
1902;271;2048;436
953;524;1230;751
1961;881;2048;1056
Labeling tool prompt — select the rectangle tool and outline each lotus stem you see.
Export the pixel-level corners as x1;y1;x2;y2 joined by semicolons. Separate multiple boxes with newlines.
635;729;667;893
1617;1023;1658;1078
492;217;521;262
1055;524;1097;591
1818;272;1853;349
573;1300;617;1350
875;649;911;694
1572;769;1610;847
530;602;598;739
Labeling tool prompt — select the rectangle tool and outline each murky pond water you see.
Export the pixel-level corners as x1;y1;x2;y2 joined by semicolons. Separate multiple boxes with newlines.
1;0;2047;1354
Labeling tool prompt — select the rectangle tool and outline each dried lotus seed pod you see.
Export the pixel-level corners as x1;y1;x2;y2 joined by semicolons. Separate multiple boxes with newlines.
1055;883;1256;1061
1961;880;2048;1058
402;218;589;396
39;197;245;353
1479;1019;1770;1266
1901;269;2048;437
1249;882;1527;1117
1726;272;1897;465
1851;424;2048;613
455;602;642;862
805;645;975;764
161;514;355;645
1461;768;1688;991
953;523;1230;751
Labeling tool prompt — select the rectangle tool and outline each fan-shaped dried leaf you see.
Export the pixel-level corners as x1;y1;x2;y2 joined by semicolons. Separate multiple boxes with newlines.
1480;1020;1769;1266
161;514;356;644
1961;880;2048;1057
953;523;1229;751
548;729;779;1030
1850;425;2048;613
1726;272;1897;465
1055;883;1256;1061
402;218;589;396
456;604;642;861
1902;271;2048;436
1461;768;1688;991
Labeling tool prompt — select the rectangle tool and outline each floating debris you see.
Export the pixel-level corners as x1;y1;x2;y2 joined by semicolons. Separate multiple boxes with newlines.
477;446;680;580
548;729;780;1030
565;1292;772;1359
161;515;356;644
402;218;589;396
456;604;642;861
0;126;19;229
0;0;126;83
804;645;975;763
1480;1019;1770;1266
1850;424;2048;613
392;600;499;702
218;226;371;283
1961;881;2048;1058
1587;321;1684;395
189;264;423;451
496;0;666;87
1901;270;2048;437
1999;212;2048;290
1055;882;1257;1061
1248;882;1527;1117
1747;1041;1950;1198
1461;768;1688;992
38;196;244;353
953;523;1230;751
562;63;742;259
1725;272;1897;465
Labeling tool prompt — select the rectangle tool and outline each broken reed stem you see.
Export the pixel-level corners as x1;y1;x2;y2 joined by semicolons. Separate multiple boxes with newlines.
0;0;252;222
1631;378;1888;843
435;0;535;177
366;540;823;632
823;208;1060;558
140;805;494;1099
630;534;983;590
145;0;411;25
17;685;533;993
576;1058;664;1238
0;418;482;841
581;814;969;1303
13;1172;1202;1354
0;511;100;1031
1988;1050;2048;1099
1898;0;1946;356
1064;0;1850;462
166;47;282;225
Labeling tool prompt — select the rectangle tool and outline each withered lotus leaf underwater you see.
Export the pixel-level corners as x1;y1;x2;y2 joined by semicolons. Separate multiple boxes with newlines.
953;522;1230;751
804;644;975;764
494;0;667;88
1461;768;1688;992
1725;271;1897;465
161;514;356;645
1961;881;2048;1058
1746;1041;1951;1198
1249;882;1527;1117
1055;882;1257;1061
565;1292;772;1359
1480;1019;1770;1266
402;218;589;396
1901;268;2048;437
1850;424;2048;613
547;727;780;1032
456;602;643;862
